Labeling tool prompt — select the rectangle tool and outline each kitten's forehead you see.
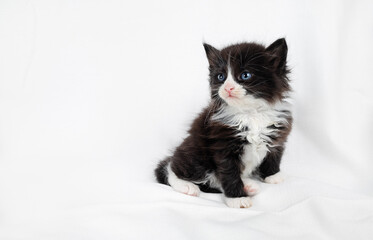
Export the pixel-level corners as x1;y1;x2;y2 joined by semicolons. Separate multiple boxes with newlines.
221;43;266;64
217;43;267;75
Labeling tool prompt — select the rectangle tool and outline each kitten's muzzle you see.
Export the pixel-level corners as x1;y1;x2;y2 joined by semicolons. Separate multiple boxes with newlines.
224;83;235;97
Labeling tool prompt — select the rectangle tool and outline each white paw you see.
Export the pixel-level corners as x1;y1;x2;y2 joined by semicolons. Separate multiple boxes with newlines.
170;181;200;196
242;178;260;196
264;172;284;184
167;164;200;196
224;197;252;208
177;182;200;196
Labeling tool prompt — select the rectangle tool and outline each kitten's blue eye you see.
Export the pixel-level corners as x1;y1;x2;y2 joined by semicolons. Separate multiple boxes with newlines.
241;72;252;81
217;73;225;82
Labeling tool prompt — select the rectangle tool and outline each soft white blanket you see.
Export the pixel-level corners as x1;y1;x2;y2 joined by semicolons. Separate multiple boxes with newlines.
1;0;372;239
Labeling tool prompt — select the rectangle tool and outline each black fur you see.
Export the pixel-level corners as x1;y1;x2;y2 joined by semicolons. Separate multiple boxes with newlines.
155;157;170;184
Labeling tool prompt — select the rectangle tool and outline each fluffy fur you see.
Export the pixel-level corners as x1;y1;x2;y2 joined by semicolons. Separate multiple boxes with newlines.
155;38;293;208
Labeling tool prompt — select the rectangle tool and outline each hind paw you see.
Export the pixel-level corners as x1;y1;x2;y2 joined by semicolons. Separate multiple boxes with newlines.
176;182;201;196
264;172;284;184
167;164;201;197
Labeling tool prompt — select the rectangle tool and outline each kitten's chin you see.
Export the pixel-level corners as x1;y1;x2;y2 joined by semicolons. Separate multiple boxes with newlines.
220;94;271;110
221;95;245;108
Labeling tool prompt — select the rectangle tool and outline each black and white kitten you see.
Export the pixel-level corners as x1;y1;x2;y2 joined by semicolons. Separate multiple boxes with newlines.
155;38;292;208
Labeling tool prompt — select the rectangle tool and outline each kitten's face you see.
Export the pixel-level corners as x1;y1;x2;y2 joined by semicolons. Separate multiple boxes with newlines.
204;39;290;108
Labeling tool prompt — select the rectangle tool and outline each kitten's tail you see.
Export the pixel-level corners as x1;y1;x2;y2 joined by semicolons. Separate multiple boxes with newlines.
154;157;171;185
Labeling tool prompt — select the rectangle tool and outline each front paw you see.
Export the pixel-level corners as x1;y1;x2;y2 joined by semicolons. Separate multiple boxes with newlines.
242;178;260;196
224;197;252;208
264;172;284;184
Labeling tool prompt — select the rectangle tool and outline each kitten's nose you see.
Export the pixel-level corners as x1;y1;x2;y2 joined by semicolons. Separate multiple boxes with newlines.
224;83;235;93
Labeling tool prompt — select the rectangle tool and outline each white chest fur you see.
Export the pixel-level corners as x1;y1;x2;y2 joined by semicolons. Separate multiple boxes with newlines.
212;99;290;177
239;110;276;177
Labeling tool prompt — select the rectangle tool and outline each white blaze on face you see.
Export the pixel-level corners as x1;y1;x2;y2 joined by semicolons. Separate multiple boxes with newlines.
218;66;247;107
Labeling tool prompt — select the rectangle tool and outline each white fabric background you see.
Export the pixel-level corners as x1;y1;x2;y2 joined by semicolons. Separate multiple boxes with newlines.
1;0;373;239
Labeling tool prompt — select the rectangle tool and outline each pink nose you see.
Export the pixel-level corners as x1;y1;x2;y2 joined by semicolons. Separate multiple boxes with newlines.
224;84;235;93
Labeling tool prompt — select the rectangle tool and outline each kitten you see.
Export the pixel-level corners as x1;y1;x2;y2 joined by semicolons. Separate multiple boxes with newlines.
155;38;292;208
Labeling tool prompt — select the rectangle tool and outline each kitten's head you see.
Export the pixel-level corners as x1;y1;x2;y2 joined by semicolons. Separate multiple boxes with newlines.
203;38;290;109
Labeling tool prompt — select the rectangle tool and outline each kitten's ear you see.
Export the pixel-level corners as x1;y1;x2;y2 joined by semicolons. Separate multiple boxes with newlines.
265;38;288;73
203;43;221;66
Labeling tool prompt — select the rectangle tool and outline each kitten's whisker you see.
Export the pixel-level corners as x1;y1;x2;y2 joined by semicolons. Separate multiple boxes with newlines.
248;79;268;87
246;80;270;89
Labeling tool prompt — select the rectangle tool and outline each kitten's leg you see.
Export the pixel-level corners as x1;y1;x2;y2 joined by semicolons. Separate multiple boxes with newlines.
242;178;260;195
258;146;285;184
217;160;252;208
166;164;201;196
